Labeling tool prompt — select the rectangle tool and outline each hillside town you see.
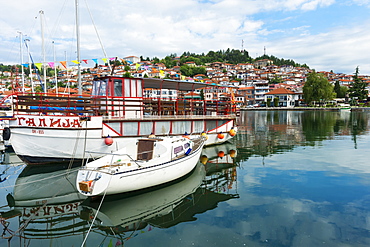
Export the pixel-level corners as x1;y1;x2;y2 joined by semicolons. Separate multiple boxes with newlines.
1;55;369;108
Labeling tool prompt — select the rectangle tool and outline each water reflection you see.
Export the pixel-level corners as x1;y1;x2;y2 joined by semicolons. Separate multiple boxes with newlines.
0;143;240;246
236;110;370;160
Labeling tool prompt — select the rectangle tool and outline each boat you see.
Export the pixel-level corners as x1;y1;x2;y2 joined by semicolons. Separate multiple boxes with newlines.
340;107;351;111
0;165;87;242
76;135;205;196
8;76;238;165
79;162;206;234
7;0;237;166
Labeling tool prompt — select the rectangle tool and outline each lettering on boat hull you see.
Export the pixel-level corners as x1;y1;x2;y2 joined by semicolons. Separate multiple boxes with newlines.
17;116;83;128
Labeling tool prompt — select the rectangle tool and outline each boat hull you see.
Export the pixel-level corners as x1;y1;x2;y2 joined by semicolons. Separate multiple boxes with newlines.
10;115;236;165
76;137;205;196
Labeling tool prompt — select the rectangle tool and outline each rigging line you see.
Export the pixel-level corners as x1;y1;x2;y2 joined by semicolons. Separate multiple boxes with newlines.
83;0;112;72
80;154;116;247
0;168;76;190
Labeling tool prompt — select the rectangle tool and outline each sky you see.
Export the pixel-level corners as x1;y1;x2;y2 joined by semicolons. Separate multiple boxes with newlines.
2;0;370;75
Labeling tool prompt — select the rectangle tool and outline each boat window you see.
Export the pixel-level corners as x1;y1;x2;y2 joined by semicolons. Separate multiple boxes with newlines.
131;79;137;97
92;79;107;96
139;122;153;135
174;145;183;154
137;80;143;97
124;79;130;97
114;79;123;97
184;143;190;149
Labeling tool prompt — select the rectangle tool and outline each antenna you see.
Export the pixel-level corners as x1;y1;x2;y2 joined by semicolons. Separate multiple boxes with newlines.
264;46;266;56
241;40;244;55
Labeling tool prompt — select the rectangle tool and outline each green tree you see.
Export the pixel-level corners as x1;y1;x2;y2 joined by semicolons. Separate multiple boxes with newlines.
334;81;348;98
303;72;335;104
348;67;368;101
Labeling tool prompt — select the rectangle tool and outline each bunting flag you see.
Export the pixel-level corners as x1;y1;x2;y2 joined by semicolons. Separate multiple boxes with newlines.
109;57;116;61
35;63;42;71
107;239;113;247
126;60;133;64
92;58;98;64
101;58;108;63
160;70;164;76
82;59;88;64
48;62;55;69
22;64;29;68
71;60;80;64
135;63;141;70
181;75;186;80
175;74;179;77
60;61;67;69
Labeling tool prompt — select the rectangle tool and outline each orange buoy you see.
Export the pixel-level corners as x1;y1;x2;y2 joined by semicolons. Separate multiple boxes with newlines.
229;149;236;158
218;151;225;158
229;128;236;136
217;132;224;139
105;135;113;146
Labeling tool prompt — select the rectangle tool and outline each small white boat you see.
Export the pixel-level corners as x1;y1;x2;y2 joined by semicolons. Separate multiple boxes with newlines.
76;136;205;196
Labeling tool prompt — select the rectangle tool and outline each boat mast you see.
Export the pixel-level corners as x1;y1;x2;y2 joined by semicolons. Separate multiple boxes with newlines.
24;38;34;93
40;10;47;94
53;41;58;95
75;0;82;95
17;31;25;92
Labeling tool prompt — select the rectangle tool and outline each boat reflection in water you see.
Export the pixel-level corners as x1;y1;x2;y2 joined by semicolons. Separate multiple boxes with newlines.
80;162;206;236
1;143;239;246
0;164;87;242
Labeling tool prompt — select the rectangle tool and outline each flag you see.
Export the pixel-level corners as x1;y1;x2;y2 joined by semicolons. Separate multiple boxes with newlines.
60;61;67;69
22;64;29;68
135;63;141;70
92;59;98;64
35;63;42;71
82;59;88;64
71;60;80;64
102;58;108;63
48;62;55;69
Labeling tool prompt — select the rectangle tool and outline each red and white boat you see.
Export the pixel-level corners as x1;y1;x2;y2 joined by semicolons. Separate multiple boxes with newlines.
8;76;238;165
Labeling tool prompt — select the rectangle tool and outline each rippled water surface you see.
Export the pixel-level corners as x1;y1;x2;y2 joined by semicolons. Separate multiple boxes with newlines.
1;110;370;247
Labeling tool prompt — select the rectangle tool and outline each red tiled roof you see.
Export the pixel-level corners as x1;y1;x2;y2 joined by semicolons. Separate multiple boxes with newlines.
265;87;295;95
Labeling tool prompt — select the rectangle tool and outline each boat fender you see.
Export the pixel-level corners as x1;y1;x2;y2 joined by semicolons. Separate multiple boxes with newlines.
6;193;15;208
200;155;208;165
217;132;224;139
3;127;10;141
229;149;237;158
201;132;208;140
218;151;225;158
105;135;113;146
229;128;236;136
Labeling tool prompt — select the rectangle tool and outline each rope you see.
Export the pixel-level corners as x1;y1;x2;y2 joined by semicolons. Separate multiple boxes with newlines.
80;154;115;246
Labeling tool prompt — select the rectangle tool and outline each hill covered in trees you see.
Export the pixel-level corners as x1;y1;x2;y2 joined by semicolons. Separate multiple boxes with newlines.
142;48;308;69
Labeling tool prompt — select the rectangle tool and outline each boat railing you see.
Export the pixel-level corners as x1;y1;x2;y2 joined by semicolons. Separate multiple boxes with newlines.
11;93;236;117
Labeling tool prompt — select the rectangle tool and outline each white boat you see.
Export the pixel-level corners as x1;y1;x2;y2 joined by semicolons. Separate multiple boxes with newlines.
79;162;206;230
8;77;238;165
76;136;205;196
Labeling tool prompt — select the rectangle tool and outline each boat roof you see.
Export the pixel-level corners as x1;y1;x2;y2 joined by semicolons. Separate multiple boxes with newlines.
95;76;237;91
143;78;236;91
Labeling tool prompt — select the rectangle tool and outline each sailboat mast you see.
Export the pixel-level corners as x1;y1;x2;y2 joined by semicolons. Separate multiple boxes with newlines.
17;31;25;92
75;0;82;95
40;10;47;94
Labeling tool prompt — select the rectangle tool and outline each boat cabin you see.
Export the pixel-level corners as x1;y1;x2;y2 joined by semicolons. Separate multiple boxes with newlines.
91;76;144;118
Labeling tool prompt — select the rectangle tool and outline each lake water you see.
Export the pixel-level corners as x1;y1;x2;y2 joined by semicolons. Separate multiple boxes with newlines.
1;110;370;247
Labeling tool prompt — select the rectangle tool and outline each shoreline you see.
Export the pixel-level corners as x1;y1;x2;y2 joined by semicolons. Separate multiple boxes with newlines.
239;107;370;111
